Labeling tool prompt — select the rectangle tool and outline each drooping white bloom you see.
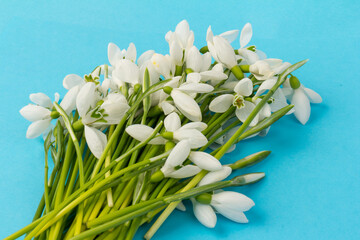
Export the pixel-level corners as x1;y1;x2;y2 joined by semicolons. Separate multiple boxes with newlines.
209;78;259;126
198;166;232;186
207;26;238;69
108;42;137;67
249;59;283;80
160;139;222;179
125;112;208;148
283;81;322;125
151;53;175;79
192;191;255;228
165;20;194;52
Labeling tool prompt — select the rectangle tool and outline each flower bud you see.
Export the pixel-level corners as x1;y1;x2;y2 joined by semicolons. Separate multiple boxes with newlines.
161;131;174;140
289;75;301;89
195;193;212;205
50;110;60;119
133;83;142;93
150;170;165;183
230;151;271;170
72;119;84;132
163;86;173;95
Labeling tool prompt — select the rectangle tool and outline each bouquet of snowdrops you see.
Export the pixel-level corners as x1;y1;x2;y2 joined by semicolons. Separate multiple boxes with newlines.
6;20;322;240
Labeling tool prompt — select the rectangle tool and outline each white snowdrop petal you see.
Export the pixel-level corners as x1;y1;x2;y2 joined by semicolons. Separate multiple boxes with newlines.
237;49;259;65
198;166;232;186
178;83;214;93
209;94;234;113
304;88;322;103
240;23;252;48
189;151;222;171
186;72;201;83
179;122;207;132
63;74;84;90
211;191;255;212
213;36;237;68
125;42;137;62
292;89;311;125
29;93;53;108
192;200;217;228
167;165;201;178
174;129;208;148
26;119;51;139
115;59;140;85
148;136;167;145
235;101;256;124
126;124;155;142
176;201;186;212
165;140;191;168
213;205;249;223
108;42;122;66
170;41;183;65
234;78;253;96
175;20;190;48
84;126;107;159
255;78;277;96
60;85;80;114
200;70;228;82
171;89;202;122
137;50;155;67
219;29;239;43
76;82;96;118
160;101;176;115
164;112;181;132
20;105;51;122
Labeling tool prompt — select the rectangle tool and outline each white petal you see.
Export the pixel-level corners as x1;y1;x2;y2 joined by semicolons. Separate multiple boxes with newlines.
189;151;222;171
209;94;233;113
170;41;183;65
160;101;176;115
167;165;201;178
192;200;217;228
213;36;237;68
76;82;96;117
186;46;203;72
234;78;253;96
20;105;51;122
175;20;190;48
165;140;191;168
255;78;277;96
200;70;228;82
213;205;249;223
176;201;186;212
304;87;322;103
174;129;208;149
84;126;107;159
292;89;310;125
211;191;255;212
137;50;155;67
178;83;214;93
113;59;140;85
125;42;137;62
164;112;181;132
125;124;155;142
179;122;207;132
171;89;202;122
60;85;80;114
240;23;252;48
219;29;239;43
235;101;257;126
198;166;232;186
29;93;52;108
237;49;259;65
26;119;51;139
186;72;201;83
63;74;84;90
108;42;122;66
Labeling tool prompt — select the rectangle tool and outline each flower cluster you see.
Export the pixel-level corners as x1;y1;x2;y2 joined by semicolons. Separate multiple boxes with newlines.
12;20;322;240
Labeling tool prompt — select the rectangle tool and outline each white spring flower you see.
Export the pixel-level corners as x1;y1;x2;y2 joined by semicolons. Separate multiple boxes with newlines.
108;42;137;67
209;78;259;126
192;191;255;228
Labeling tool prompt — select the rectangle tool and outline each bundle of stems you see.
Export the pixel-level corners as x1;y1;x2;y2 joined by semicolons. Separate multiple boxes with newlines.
8;20;321;240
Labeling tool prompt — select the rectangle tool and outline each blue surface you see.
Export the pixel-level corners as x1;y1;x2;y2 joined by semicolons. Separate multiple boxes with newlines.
0;0;359;239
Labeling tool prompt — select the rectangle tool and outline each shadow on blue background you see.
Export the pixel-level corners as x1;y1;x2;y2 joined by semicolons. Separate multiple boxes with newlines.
0;1;359;239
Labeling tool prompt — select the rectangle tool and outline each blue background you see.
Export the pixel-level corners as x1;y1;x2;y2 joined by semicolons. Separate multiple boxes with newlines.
1;0;359;239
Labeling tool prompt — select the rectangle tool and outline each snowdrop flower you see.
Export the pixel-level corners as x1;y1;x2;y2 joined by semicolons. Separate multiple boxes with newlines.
151;53;175;79
76;82;129;158
20;93;60;138
209;78;259;126
198;166;232;186
185;46;228;84
283;76;322;124
249;59;284;80
108;42;137;67
112;59;140;87
165;20;194;53
125;112;208;148
159;139;222;179
206;26;238;70
192;191;255;228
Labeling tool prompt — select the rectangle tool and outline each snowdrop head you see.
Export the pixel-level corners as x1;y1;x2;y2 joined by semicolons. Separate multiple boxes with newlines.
151;53;175;79
112;59;140;87
166;20;194;51
250;59;283;80
108;42;137;67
